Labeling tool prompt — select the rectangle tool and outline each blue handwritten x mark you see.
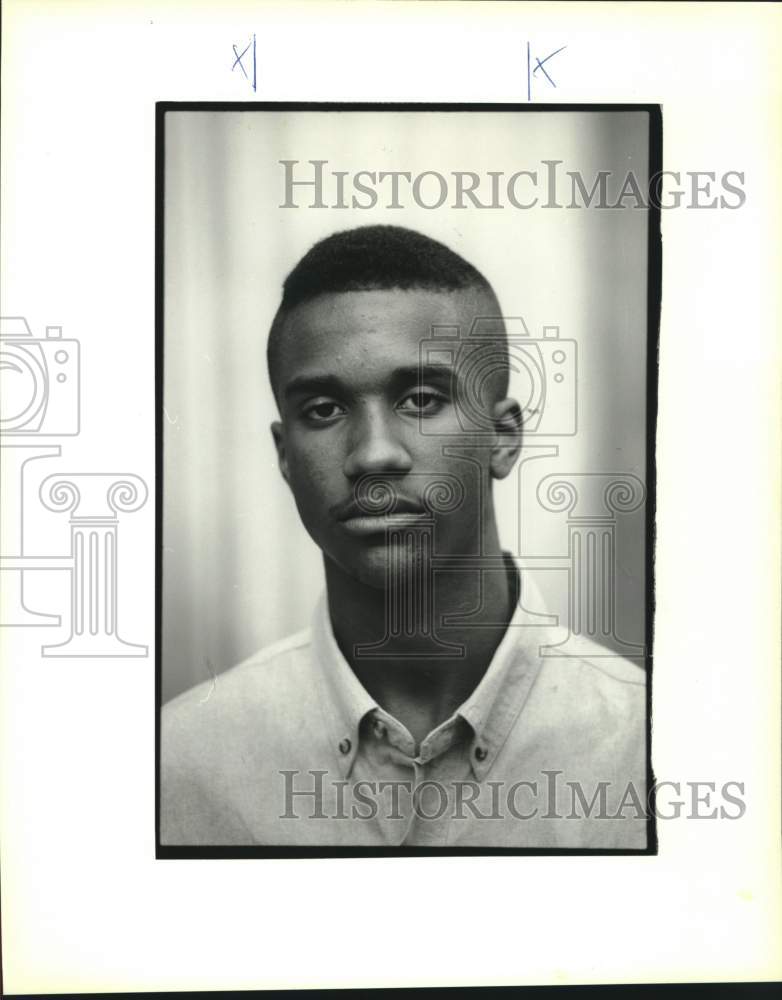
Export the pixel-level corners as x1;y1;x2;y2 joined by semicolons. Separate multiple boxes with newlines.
232;40;252;79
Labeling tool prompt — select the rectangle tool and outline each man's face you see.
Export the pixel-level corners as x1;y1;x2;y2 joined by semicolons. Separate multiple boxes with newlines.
271;287;520;587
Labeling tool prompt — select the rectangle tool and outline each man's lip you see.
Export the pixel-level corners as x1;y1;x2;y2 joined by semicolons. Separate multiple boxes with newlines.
335;499;427;521
339;513;430;535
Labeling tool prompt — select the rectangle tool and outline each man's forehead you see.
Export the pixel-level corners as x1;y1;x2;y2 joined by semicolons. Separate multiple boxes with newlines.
275;286;503;359
271;286;510;409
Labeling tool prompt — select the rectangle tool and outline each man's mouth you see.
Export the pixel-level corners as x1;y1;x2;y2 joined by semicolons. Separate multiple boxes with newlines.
334;496;430;535
338;511;431;536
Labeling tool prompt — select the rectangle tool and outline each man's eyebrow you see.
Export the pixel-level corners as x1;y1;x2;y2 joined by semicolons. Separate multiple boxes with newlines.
394;363;456;384
282;363;457;401
283;373;345;400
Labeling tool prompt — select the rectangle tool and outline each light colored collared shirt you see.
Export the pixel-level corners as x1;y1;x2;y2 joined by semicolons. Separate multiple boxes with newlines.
162;576;648;848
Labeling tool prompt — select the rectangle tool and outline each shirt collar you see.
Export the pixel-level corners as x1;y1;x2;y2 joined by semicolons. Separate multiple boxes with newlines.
311;592;378;779
457;566;551;779
311;558;552;780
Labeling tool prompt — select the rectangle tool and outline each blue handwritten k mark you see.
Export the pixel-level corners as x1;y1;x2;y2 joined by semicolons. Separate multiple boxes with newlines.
232;33;257;92
526;42;567;101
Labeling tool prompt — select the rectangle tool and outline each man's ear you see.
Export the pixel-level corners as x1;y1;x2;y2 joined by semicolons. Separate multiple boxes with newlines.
489;397;523;480
270;421;290;485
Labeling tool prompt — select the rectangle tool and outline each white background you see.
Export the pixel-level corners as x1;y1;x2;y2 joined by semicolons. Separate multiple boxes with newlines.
2;0;781;991
162;108;648;703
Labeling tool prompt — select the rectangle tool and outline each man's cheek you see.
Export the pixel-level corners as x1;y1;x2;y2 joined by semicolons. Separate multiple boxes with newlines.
286;440;331;482
287;458;336;513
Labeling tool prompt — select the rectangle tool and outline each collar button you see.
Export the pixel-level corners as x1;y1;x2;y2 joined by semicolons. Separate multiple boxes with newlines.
474;745;488;762
338;738;352;755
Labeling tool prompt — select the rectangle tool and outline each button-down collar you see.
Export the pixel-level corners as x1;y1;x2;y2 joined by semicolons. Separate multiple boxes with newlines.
311;594;377;779
311;561;550;781
457;610;548;779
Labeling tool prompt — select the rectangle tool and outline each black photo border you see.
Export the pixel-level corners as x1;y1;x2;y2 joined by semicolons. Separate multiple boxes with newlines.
154;101;661;860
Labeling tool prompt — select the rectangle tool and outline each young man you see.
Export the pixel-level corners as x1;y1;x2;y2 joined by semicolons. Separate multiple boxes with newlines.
161;225;648;848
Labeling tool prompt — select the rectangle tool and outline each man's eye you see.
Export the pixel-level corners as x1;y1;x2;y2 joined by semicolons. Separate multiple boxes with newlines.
302;400;344;422
398;390;446;414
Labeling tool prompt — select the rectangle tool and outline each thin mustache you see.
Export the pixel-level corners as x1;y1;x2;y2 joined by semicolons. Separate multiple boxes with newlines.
333;496;427;521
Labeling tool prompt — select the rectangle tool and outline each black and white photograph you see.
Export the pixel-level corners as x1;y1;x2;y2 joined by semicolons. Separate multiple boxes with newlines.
4;0;782;992
158;106;657;852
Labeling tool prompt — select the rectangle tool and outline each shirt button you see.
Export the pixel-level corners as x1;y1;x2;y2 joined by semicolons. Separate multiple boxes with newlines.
474;745;488;761
338;738;352;755
372;719;386;739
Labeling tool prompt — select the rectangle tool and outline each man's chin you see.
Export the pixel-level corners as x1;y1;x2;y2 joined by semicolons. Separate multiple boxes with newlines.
329;536;433;590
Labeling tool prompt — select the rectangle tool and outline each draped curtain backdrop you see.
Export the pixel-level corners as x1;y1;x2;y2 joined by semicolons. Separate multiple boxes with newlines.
162;110;649;703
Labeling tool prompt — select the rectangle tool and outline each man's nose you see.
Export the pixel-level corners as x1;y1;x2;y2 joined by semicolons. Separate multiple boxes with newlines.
343;408;413;479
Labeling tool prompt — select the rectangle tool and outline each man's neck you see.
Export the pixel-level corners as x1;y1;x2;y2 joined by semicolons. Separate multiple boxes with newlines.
324;529;516;748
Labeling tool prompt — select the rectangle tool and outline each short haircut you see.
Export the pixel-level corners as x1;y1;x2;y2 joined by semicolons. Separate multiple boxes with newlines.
267;224;505;401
